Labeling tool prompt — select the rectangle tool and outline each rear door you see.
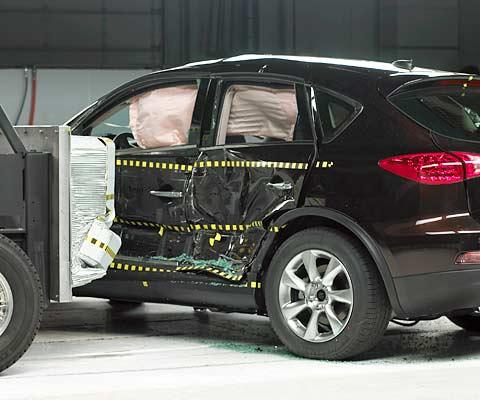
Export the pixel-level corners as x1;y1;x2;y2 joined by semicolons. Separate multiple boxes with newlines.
389;77;480;219
185;75;317;280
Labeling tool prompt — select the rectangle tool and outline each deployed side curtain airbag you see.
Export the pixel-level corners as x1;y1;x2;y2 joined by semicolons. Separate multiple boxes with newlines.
129;85;198;149
225;85;298;141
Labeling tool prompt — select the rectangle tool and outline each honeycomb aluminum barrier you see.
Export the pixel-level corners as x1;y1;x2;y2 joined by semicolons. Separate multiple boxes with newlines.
70;136;119;287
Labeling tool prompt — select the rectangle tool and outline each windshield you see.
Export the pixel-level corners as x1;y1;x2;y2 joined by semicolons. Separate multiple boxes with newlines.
64;101;98;127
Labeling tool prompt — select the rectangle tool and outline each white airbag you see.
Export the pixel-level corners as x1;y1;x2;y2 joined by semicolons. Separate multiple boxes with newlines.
226;85;297;141
129;85;198;149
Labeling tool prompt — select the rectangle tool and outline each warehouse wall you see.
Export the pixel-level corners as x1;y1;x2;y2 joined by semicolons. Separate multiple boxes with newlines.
0;0;476;70
0;0;478;125
0;69;146;125
380;0;460;69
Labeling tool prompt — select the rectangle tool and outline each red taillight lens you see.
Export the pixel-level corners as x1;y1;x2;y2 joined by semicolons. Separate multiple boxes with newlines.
455;251;480;265
454;152;480;180
379;152;480;185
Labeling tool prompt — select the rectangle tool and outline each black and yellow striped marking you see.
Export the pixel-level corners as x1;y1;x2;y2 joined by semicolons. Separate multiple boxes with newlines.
109;261;243;281
109;261;263;288
116;159;194;171
315;161;334;168
209;232;222;247
86;236;117;259
114;216;279;233
116;158;334;171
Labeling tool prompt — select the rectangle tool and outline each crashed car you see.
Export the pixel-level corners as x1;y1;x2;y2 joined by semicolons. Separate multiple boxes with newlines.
66;55;480;359
6;54;480;367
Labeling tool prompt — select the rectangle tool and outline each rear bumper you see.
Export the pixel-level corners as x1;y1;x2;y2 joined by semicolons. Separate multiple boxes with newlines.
394;268;480;317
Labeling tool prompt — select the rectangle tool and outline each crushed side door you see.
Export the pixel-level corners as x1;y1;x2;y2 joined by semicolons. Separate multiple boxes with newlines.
184;77;319;281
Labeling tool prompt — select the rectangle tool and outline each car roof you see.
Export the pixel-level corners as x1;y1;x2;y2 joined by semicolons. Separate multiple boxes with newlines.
165;54;457;79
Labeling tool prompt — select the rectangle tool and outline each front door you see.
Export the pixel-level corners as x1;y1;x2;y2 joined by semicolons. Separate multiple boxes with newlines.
81;78;208;273
115;145;199;264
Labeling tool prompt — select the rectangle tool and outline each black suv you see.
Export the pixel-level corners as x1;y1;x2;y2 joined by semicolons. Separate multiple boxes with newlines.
70;55;480;360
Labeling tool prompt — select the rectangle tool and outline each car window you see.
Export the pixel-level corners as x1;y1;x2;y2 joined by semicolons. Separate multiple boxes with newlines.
91;106;130;137
391;88;480;142
89;81;202;149
215;82;313;145
314;89;356;143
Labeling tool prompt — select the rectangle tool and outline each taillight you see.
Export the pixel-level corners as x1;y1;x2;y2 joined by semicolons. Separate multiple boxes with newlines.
454;152;480;180
455;251;480;265
378;152;480;185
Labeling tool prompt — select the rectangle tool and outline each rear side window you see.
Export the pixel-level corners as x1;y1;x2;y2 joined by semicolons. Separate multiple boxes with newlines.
224;84;297;143
391;88;480;141
314;89;358;142
215;82;313;145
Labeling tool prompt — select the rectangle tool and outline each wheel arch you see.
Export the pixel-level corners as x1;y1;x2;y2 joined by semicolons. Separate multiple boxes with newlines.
253;207;405;317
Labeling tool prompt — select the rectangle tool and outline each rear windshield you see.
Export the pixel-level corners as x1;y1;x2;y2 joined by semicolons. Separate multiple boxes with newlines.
391;87;480;142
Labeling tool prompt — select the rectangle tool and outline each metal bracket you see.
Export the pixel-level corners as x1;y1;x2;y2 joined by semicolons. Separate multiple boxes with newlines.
0;106;26;155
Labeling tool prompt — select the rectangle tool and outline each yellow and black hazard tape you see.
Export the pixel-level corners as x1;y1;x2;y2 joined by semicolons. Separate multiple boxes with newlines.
114;216;281;234
116;158;334;171
315;161;334;168
109;261;243;282
116;159;194;171
109;261;263;288
86;236;117;259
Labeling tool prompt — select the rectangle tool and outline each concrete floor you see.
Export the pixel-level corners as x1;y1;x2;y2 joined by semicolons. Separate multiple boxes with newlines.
1;299;480;400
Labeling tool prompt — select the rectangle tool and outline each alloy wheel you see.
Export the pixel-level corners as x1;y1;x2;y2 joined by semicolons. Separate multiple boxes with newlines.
278;249;353;343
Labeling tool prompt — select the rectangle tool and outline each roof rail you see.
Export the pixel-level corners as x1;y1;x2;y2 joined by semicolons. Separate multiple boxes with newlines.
392;59;414;71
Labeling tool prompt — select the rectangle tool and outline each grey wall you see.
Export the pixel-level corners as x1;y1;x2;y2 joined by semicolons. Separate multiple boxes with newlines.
0;0;478;71
1;69;146;125
0;0;478;125
381;0;461;70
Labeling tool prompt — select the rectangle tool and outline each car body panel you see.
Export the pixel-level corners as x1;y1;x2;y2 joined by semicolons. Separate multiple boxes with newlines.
385;76;480;224
185;143;312;271
114;145;199;262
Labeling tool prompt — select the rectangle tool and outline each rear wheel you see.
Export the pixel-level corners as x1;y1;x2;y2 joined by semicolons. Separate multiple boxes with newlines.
265;228;391;360
0;234;43;373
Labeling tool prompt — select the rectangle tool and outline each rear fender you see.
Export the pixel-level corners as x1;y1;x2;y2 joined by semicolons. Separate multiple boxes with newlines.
252;207;405;317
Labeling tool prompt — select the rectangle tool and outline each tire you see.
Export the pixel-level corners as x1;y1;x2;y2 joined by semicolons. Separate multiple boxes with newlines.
108;299;143;310
0;234;43;373
448;314;480;332
265;227;391;360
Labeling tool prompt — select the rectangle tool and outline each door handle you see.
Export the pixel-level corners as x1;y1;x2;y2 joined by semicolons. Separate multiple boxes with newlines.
266;182;293;191
149;190;183;198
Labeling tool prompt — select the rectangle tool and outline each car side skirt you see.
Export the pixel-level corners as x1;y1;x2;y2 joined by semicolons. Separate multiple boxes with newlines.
73;274;258;312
